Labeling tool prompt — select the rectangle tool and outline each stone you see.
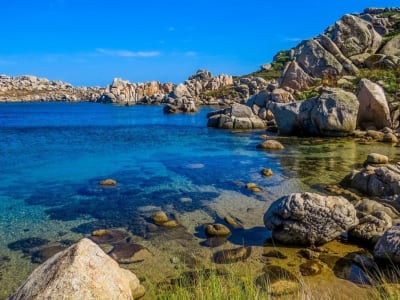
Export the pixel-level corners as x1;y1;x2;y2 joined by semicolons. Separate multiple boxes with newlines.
374;224;400;263
341;162;400;197
299;260;324;276
263;250;287;259
269;88;358;136
89;229;130;245
224;216;243;229
331;14;382;59
205;223;231;237
380;35;400;57
213;247;252;264
108;242;152;264
261;168;274;177
264;192;358;245
99;179;117;186
349;210;392;244
256;265;299;296
9;238;145;300
357;79;392;130
256;140;284;150
298;249;320;260
279;61;315;91
151;211;169;225
366;153;389;165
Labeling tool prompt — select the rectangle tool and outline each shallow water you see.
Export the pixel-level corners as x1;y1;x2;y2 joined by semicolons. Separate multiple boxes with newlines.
0;102;397;298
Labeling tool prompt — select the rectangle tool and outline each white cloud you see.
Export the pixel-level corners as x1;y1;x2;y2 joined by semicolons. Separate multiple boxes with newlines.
96;48;161;57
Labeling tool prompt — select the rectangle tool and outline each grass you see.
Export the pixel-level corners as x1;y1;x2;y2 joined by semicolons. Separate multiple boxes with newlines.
142;256;400;300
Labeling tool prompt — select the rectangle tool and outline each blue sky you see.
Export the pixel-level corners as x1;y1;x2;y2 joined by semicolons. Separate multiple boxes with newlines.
1;0;399;86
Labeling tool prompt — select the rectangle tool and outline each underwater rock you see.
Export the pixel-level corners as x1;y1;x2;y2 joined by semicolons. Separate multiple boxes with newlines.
99;179;117;186
31;245;66;264
89;229;130;244
202;237;228;248
224;215;244;229
9;238;145;300
256;140;284;150
8;237;50;254
261;168;274;177
300;260;324;276
205;224;231;237
151;211;180;228
263;250;287;259
213;246;252;264
108;242;152;264
298;248;320;260
256;265;299;296
264;192;358;245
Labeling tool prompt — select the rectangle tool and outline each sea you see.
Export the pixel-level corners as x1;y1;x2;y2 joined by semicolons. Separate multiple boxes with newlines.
0;102;398;298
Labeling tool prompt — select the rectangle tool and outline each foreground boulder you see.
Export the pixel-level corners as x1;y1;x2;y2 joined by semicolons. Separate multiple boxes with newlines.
374;224;400;263
9;238;145;300
268;88;359;136
264;192;358;245
207;104;266;129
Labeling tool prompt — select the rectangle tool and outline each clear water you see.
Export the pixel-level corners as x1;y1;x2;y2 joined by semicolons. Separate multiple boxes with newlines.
0;102;398;298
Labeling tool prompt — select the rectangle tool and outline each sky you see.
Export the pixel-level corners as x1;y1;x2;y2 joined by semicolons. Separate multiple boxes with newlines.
1;0;399;86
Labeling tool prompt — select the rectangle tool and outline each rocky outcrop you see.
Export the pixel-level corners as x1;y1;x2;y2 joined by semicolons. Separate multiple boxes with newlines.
163;100;197;114
357;79;392;130
264;192;358;245
97;77;173;105
0;75;103;102
207;104;266;129
374;224;400;263
268;88;359;136
341;162;400;198
9;238;145;300
277;10;398;93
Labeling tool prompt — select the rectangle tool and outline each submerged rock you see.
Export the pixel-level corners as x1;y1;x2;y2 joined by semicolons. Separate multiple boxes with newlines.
205;223;231;237
300;260;324;276
89;229;130;244
108;242;152;264
264;192;358;245
213;246;252;264
256;140;284;150
99;179;117;186
9;238;145;300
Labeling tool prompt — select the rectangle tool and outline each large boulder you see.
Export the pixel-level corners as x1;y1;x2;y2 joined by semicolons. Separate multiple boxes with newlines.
374;224;400;263
341;162;400;198
268;88;359;136
279;61;315;91
294;39;343;78
9;238;145;300
310;88;359;136
207;104;266;130
380;35;400;57
331;14;382;60
357;78;392;130
264;192;358;245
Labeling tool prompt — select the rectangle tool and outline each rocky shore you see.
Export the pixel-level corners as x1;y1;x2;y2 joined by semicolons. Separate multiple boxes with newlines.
4;6;400;299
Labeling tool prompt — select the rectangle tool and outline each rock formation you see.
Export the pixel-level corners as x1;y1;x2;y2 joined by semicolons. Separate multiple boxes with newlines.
374;224;400;263
207;103;266;129
267;88;359;136
0;75;103;102
9;238;145;300
357;78;392;130
264;192;358;245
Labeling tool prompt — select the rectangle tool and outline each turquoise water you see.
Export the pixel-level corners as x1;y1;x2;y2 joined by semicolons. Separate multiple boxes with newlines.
1;102;398;298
